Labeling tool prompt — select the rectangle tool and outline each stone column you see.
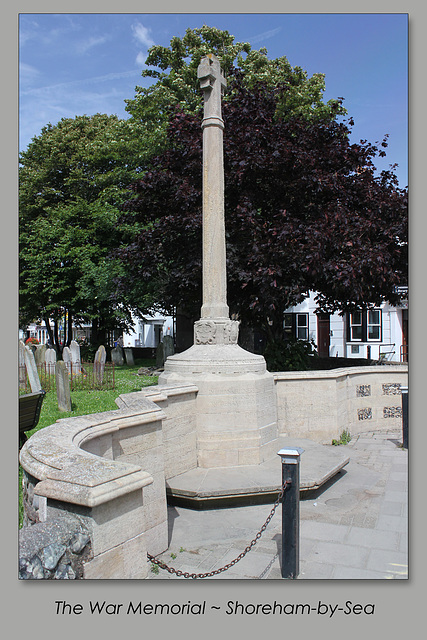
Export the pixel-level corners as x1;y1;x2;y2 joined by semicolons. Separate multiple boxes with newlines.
195;54;239;346
159;55;279;469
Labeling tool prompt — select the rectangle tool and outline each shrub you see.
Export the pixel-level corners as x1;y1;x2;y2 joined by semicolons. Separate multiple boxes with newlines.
264;338;318;371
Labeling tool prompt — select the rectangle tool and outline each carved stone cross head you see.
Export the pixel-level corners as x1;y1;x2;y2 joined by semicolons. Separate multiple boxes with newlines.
197;54;227;120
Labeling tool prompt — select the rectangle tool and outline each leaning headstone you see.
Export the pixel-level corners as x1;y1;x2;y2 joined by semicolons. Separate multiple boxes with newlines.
163;335;175;361
124;348;135;366
55;361;71;412
70;340;81;375
111;346;125;366
45;348;57;376
19;340;27;389
156;342;164;368
24;346;42;393
62;346;72;373
94;345;106;384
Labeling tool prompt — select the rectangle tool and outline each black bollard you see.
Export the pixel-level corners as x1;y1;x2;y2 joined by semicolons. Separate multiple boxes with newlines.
277;447;304;579
401;386;408;449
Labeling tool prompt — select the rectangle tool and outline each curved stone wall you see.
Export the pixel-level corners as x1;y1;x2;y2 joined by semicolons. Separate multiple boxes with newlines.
274;364;408;443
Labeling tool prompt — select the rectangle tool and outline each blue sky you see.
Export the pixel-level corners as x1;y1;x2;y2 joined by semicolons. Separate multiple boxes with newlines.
19;13;408;187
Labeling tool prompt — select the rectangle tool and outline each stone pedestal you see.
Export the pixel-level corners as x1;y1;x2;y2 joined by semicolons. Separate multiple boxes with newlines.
159;344;278;468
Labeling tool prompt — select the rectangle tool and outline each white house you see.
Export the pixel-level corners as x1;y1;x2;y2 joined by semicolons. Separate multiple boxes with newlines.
283;290;408;362
122;311;174;349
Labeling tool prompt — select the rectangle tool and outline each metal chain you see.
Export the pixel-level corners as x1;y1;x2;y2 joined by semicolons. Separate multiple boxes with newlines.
147;479;289;579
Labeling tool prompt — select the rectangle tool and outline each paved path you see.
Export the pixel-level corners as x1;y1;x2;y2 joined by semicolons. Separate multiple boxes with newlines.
148;430;408;580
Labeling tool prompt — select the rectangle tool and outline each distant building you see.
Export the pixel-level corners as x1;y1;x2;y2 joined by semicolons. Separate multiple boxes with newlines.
20;311;175;351
283;290;408;362
122;311;174;348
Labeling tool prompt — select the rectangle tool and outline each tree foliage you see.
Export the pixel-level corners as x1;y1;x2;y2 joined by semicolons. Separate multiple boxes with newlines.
19;26;408;354
118;73;408;341
19;114;143;352
125;26;346;150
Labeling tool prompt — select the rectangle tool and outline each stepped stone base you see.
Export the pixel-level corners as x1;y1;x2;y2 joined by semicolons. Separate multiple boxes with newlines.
166;437;350;508
158;344;279;468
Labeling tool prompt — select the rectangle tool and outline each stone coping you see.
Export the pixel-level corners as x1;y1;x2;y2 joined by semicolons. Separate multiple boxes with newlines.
166;437;350;506
19;405;163;508
116;383;198;408
161;344;268;375
273;364;408;381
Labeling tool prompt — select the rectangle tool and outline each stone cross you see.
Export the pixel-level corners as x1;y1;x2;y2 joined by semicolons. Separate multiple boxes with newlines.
195;54;239;346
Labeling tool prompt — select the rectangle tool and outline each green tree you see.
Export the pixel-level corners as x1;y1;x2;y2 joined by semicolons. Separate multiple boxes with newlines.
125;26;345;147
118;76;407;347
19;114;144;353
118;25;350;331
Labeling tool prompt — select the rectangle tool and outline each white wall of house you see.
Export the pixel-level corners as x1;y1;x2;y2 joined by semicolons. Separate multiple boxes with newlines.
122;312;174;348
284;291;407;363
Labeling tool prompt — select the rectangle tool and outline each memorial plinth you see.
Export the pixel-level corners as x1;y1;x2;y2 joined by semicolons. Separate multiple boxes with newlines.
159;54;279;468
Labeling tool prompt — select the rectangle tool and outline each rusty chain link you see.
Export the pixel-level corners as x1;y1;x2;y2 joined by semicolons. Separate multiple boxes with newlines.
147;479;289;579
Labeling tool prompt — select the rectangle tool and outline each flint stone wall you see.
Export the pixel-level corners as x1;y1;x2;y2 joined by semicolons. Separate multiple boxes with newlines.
19;501;91;580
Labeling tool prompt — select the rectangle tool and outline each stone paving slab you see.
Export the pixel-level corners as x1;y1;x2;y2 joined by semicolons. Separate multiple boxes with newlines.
166;437;350;504
148;430;408;580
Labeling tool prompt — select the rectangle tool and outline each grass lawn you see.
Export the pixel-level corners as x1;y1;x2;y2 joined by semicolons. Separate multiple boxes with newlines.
19;358;159;527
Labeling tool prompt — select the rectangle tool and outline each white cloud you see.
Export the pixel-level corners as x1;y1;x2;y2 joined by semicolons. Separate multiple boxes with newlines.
249;27;282;45
19;21;39;47
76;35;109;55
131;22;155;48
19;66;148;151
19;62;41;85
21;69;140;97
135;51;147;67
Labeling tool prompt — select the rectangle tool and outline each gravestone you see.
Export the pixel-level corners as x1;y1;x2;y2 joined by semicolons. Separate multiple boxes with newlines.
156;342;164;368
94;345;106;384
55;361;71;412
111;346;125;366
34;344;47;367
19;340;27;388
70;340;81;375
62;347;72;374
24;345;42;393
163;335;175;361
124;348;135;366
45;348;57;376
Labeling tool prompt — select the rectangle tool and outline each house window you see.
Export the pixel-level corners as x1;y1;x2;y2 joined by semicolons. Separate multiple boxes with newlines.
367;309;381;340
284;313;309;341
349;311;363;341
347;309;382;343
